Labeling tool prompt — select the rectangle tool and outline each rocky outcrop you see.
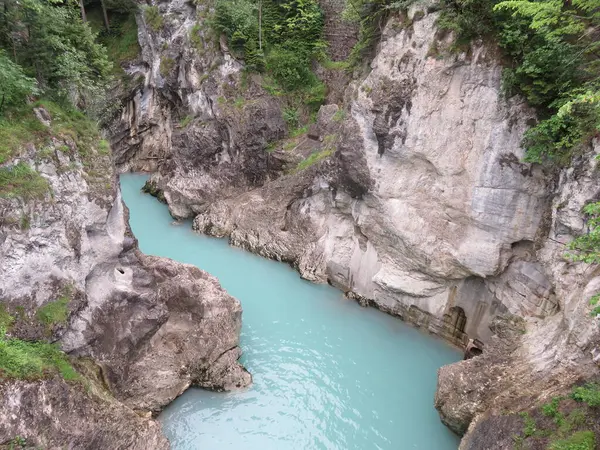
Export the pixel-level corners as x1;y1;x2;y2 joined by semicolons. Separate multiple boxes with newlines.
0;378;169;449
62;250;251;412
110;1;600;444
0;108;250;446
436;140;600;442
124;4;557;349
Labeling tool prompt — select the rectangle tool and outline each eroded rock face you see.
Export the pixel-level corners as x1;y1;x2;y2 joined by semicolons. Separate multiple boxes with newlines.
0;111;249;446
0;378;169;449
129;5;555;349
110;2;600;444
62;250;251;412
436;141;600;439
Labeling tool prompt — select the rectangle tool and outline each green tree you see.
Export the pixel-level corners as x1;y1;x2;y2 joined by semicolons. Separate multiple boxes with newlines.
0;51;37;113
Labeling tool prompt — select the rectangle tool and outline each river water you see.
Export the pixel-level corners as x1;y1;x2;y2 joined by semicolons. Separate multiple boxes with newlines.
120;173;460;450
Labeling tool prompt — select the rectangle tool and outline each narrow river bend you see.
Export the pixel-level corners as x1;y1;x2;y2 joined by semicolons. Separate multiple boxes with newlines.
120;173;461;450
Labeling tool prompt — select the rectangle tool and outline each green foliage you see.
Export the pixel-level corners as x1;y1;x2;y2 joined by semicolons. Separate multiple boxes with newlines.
333;109;347;122
0;105;47;163
97;13;141;68
0;305;14;331
548;431;595;450
542;397;562;419
144;5;164;32
0;332;78;381
190;23;204;51
436;0;498;46
0;162;49;200
572;383;600;408
320;58;350;70
589;294;600;318
565;203;600;264
345;0;417;68
36;287;72;331
283;108;299;128
213;0;325;96
1;0;110;99
179;115;193;128
520;411;537;437
266;46;312;90
0;51;37;113
294;147;334;172
432;0;600;164
98;139;110;156
7;436;28;449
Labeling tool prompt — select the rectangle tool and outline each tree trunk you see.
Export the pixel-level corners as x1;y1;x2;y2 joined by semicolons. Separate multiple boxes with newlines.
258;0;262;50
79;0;87;22
100;0;110;30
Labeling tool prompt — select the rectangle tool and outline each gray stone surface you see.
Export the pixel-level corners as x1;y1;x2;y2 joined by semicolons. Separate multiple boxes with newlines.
0;104;249;446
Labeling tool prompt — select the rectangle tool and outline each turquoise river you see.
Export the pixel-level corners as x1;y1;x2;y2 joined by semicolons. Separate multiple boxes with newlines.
120;173;461;450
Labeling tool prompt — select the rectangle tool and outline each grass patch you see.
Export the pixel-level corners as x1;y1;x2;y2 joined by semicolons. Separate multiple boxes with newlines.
0;305;14;330
0;163;49;200
0;106;50;164
189;23;204;51
293;147;335;172
179;115;193;128
520;412;538;437
333;109;347;122
320;58;350;70
0;333;78;381
549;430;595;450
36;290;71;331
98;139;110;156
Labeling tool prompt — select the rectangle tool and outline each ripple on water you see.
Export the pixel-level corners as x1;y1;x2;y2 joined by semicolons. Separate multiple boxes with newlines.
120;173;461;450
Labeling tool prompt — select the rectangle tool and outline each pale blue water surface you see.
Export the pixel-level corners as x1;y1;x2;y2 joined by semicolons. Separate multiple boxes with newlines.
120;173;461;450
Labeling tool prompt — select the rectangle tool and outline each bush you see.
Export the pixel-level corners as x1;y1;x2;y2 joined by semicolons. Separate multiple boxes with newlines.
266;47;312;91
0;52;38;114
144;5;163;32
572;384;600;408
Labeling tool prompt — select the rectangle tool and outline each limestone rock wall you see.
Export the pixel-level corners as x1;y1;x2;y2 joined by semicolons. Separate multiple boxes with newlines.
0;108;250;446
131;4;561;349
110;1;600;443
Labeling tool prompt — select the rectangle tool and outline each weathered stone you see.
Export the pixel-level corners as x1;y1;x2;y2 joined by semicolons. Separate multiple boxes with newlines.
0;378;169;449
62;250;251;412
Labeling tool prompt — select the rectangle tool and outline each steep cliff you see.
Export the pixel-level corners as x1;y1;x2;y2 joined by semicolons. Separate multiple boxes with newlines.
113;2;557;347
110;0;600;445
0;105;250;447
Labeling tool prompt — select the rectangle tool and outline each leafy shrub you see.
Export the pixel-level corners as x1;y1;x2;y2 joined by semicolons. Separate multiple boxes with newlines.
0;51;38;114
572;384;600;408
565;203;600;264
283;108;299;128
542;398;562;419
266;47;313;91
213;0;324;97
144;5;163;32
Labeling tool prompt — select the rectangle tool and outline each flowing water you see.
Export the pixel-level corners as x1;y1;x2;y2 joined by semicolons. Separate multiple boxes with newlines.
120;173;461;450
